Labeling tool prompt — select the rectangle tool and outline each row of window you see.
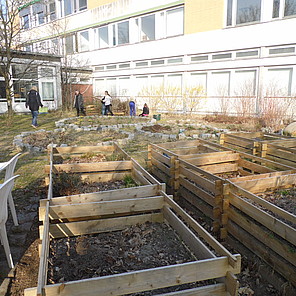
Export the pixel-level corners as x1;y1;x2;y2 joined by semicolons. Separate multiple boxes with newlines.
20;0;87;29
94;66;295;98
26;7;184;54
227;0;296;26
92;45;295;72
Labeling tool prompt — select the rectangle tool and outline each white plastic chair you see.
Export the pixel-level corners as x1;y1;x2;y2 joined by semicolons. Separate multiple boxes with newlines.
0;175;19;269
2;153;21;226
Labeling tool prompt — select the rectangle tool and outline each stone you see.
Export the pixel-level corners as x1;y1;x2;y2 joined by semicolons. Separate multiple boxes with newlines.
178;133;186;140
283;122;296;136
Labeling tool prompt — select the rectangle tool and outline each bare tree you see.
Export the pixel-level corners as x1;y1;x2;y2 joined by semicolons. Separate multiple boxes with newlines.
183;85;205;115
0;0;32;116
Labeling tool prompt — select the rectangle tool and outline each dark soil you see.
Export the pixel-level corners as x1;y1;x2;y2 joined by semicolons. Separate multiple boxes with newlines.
60;152;125;164
53;174;130;197
47;222;196;284
258;187;296;215
47;222;218;295
142;125;171;133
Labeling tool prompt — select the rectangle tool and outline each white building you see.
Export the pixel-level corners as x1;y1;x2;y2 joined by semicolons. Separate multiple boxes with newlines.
20;0;296;117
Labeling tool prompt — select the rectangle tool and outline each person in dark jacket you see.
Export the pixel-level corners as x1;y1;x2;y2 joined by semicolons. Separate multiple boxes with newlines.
139;103;149;116
25;86;43;128
74;90;86;116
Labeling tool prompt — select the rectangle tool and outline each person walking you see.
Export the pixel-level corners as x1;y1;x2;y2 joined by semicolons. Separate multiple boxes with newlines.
25;86;43;128
129;100;136;116
102;91;113;116
74;90;86;116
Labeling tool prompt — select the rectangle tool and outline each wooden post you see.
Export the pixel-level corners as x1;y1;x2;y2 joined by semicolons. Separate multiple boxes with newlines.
147;144;152;171
174;159;180;201
220;134;225;145
170;156;176;191
220;183;230;240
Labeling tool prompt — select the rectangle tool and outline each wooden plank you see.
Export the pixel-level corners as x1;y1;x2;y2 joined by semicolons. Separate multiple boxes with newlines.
265;154;296;168
163;193;239;268
227;221;296;287
52;145;115;154
40;184;161;207
179;159;222;181
151;157;171;176
238;151;295;171
225;272;239;296
163;206;216;260
150;144;179;158
229;192;296;246
24;256;241;296
179;177;215;207
45;161;132;173
231;174;296;193
228;207;296;267
158;283;227;296
198;163;238;175
184;152;239;166
180;166;217;194
151;166;171;185
157;140;201;149
41;213;164;238
132;168;151;185
79;172;129;182
179;187;214;220
229;182;296;225
228;170;296;183
238;159;274;174
47;196;164;220
151;149;171;166
131;159;161;185
266;146;296;162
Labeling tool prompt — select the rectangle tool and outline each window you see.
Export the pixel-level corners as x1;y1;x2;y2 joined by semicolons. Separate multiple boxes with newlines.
47;1;56;21
166;7;184;37
98;26;109;48
141;14;155;41
266;68;293;96
119;63;130;69
167;57;183;64
106;65;116;70
78;31;90;52
42;82;54;101
269;47;295;55
118;21;129;45
285;0;296;16
63;0;87;16
23;15;30;29
212;53;232;60
65;35;76;54
136;61;148;67
232;70;256;96
227;0;261;26
236;50;259;58
211;72;230;96
151;60;164;66
189;73;207;93
191;55;208;62
272;0;296;18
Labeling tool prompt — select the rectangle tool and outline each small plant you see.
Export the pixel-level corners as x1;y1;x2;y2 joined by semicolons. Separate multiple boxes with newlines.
105;153;124;161
80;152;97;159
53;172;83;197
123;175;137;188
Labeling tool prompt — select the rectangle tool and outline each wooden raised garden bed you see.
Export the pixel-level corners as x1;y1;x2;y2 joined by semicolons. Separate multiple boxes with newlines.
224;171;296;290
24;146;241;296
148;139;295;236
220;132;296;167
149;139;296;291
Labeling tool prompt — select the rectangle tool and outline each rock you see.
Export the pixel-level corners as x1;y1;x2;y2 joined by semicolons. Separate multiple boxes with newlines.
283;122;296;136
178;133;186;140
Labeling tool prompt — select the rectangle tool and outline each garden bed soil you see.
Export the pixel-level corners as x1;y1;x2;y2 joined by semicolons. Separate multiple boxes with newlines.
59;152;125;164
23;130;127;150
52;177;134;197
257;188;296;215
47;222;217;295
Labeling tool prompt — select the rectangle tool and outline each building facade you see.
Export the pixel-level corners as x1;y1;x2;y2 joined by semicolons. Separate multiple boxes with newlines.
20;0;296;117
0;51;62;113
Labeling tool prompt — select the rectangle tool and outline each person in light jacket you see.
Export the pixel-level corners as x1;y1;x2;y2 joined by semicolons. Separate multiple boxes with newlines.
102;91;113;116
